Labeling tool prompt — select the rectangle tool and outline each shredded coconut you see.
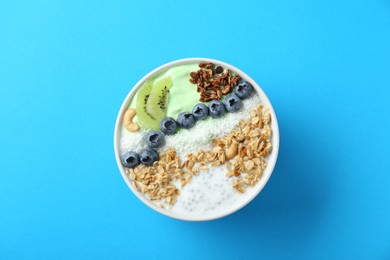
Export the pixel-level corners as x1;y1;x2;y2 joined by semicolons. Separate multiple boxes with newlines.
120;128;146;154
120;94;261;159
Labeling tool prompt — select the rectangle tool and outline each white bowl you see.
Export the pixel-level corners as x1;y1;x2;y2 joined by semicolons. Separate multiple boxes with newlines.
114;58;279;221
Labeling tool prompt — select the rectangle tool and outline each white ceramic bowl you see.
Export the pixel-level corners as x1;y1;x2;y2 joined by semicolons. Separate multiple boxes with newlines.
114;58;279;221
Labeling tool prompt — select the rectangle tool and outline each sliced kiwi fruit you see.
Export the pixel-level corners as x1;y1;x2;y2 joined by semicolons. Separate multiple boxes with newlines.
146;76;172;120
135;79;160;130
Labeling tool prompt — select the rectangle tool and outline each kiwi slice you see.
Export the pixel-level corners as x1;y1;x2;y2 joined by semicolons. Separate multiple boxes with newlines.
146;76;172;120
135;79;160;130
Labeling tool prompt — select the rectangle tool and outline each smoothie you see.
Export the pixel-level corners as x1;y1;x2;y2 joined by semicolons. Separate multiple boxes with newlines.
118;61;272;216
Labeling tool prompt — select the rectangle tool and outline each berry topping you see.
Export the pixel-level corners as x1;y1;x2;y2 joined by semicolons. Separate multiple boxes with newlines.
208;100;226;118
160;117;178;135
192;103;209;120
139;147;159;166
177;112;196;129
234;79;253;99
122;151;140;169
145;130;165;148
224;94;242;112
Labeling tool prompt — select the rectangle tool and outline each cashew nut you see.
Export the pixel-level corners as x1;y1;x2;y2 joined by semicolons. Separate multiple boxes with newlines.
123;108;140;132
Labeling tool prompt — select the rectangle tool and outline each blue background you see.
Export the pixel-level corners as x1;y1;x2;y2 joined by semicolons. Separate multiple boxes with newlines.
1;0;389;259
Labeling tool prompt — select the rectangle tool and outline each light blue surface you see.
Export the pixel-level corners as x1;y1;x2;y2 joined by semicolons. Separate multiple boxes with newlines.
1;0;389;259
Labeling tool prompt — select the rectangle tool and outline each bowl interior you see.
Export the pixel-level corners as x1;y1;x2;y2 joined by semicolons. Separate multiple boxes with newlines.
114;58;279;221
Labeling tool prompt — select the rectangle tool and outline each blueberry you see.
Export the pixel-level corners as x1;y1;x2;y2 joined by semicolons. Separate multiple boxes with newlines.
139;147;159;166
121;151;140;169
192;103;209;120
177;112;196;129
208;100;226;118
234;79;253;99
224;94;242;113
160;117;178;135
145;130;165;148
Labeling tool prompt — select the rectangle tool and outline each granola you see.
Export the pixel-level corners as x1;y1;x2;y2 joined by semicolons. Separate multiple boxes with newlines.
189;63;241;102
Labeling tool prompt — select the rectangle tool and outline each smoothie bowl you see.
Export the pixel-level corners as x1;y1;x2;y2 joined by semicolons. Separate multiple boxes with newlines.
114;58;279;221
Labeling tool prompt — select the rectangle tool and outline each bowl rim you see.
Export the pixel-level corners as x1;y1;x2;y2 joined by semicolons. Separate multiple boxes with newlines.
114;57;279;221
